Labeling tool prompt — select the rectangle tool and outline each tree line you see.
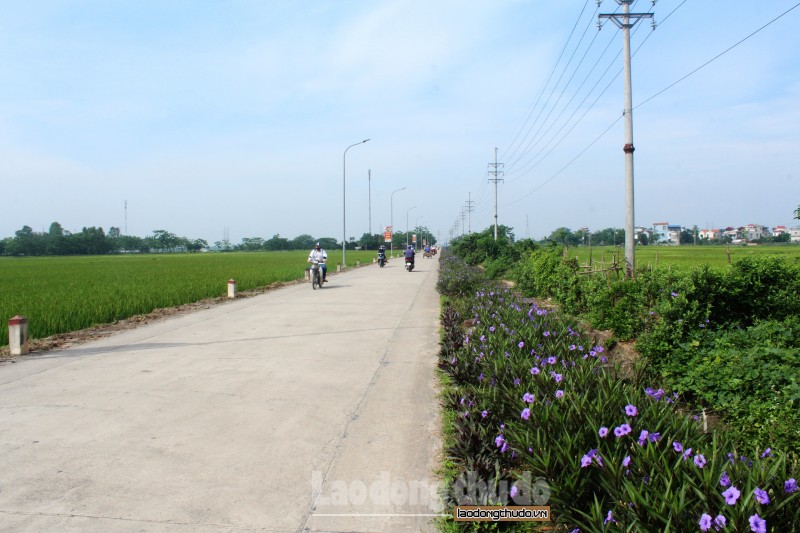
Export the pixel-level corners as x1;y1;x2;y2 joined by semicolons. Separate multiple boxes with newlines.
0;223;436;256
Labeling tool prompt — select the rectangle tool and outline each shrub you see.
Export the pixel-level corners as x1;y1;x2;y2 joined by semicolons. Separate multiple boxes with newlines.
436;256;800;531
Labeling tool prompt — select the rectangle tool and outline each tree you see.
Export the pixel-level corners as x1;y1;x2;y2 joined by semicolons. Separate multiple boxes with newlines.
238;237;265;251
264;234;290;251
679;229;695;245
795;205;799;220
637;233;649;246
290;234;315;250
547;227;579;246
187;239;208;252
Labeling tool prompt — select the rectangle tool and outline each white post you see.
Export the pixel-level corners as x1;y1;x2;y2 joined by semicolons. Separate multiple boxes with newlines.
8;316;29;356
227;279;237;298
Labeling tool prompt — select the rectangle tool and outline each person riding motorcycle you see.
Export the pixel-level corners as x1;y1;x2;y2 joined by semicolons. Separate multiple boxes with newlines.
308;243;328;282
403;244;415;267
377;245;387;265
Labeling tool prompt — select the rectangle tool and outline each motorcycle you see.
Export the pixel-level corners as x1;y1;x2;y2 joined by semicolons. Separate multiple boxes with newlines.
405;257;414;272
378;252;386;268
309;260;325;289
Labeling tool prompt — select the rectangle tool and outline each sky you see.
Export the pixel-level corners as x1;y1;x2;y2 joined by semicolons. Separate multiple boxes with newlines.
1;0;799;245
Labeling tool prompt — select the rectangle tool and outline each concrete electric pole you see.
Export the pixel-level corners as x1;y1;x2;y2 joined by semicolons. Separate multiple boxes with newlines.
598;0;654;278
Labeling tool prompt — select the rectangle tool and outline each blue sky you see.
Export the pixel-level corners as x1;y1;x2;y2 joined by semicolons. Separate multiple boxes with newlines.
1;0;798;245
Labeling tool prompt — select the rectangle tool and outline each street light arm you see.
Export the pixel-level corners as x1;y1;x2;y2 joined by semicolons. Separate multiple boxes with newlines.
343;138;370;268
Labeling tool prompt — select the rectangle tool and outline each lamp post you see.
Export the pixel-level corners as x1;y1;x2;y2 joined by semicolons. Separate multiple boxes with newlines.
390;186;406;256
343;138;370;268
406;206;417;248
415;216;424;250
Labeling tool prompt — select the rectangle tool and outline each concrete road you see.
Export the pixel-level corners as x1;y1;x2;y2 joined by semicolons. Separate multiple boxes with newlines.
0;255;443;532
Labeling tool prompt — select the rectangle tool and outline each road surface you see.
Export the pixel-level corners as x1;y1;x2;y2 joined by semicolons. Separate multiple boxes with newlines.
0;255;443;532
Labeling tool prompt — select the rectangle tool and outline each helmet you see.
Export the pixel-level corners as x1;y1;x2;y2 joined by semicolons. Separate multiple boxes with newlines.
408;245;413;249
315;243;321;249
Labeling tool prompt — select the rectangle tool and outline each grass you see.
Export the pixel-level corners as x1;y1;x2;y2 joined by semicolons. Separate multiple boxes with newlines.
0;250;379;347
567;244;800;269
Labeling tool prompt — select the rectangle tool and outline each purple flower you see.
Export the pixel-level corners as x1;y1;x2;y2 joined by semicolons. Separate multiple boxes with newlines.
580;454;592;468
521;408;531;421
547;356;557;365
637;430;649;446
555;390;564;399
625;404;638;417
523;392;535;404
694;454;707;468
761;448;772;458
720;471;730;487
478;373;484;382
604;510;613;524
749;514;766;533
598;427;609;438
513;378;521;386
622;455;631;467
682;448;693;460
714;515;727;529
495;434;505;448
785;478;798;493
500;442;508;453
614;424;632;437
479;335;486;342
648;432;661;443
671;291;678;298
510;485;519;498
753;487;770;505
699;514;712;532
481;410;488;419
553;373;563;383
518;341;524;349
722;486;740;505
530;367;540;375
673;441;683;453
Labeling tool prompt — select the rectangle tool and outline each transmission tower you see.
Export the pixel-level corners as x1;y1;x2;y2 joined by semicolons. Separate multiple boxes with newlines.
487;147;504;240
465;193;474;234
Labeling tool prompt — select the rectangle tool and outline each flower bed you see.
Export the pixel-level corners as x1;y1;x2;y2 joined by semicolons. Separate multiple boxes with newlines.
437;251;799;531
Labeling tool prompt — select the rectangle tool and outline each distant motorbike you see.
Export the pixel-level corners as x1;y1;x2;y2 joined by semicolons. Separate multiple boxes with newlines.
378;252;386;268
405;257;414;272
309;261;325;289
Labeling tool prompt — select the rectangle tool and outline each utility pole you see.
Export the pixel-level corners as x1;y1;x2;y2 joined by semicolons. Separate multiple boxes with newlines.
487;147;504;240
368;169;372;241
124;200;127;235
465;193;474;234
460;208;467;237
598;0;654;278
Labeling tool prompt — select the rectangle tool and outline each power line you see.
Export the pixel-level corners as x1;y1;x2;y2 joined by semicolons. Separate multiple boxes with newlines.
635;1;800;111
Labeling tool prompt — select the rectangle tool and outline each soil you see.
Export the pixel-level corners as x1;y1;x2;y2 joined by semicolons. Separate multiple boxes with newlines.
0;277;310;360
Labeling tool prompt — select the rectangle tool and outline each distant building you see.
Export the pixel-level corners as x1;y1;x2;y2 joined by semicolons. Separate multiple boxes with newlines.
744;224;769;241
699;229;722;241
652;222;682;245
790;227;800;243
773;225;788;237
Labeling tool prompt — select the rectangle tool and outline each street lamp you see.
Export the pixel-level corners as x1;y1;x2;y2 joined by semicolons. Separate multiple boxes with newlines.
406;206;417;248
415;216;424;250
343;138;370;268
390;187;406;256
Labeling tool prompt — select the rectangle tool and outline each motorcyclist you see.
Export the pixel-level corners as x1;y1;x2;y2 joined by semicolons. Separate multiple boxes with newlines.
308;243;328;282
377;245;387;263
403;244;415;267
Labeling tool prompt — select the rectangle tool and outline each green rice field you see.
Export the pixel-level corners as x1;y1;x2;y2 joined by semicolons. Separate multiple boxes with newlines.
0;250;380;347
567;244;800;269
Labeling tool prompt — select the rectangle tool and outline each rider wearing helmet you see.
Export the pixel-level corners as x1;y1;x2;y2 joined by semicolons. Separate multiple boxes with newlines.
308;243;328;281
403;244;415;263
